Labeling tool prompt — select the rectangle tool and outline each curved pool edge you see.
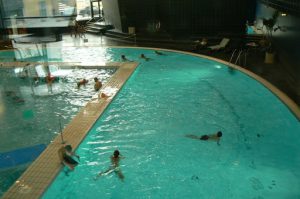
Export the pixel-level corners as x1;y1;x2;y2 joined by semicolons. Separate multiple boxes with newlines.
108;46;300;121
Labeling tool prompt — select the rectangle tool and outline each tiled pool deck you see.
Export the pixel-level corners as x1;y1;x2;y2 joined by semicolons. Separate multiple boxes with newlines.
1;48;300;199
1;60;138;199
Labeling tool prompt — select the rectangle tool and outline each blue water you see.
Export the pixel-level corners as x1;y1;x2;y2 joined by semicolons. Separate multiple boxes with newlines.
0;67;115;152
41;48;300;199
0;64;115;196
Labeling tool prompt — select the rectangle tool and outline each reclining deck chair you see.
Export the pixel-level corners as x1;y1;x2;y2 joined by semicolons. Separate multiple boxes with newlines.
208;38;230;50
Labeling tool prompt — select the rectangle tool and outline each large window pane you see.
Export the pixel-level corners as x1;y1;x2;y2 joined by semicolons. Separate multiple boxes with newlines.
76;0;92;20
0;0;77;18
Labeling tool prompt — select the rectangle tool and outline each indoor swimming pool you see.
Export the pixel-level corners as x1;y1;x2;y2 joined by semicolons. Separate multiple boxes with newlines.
29;47;300;199
0;64;116;196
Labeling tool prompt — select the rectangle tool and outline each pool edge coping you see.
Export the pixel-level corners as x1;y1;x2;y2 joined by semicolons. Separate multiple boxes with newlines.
1;61;139;199
113;46;300;121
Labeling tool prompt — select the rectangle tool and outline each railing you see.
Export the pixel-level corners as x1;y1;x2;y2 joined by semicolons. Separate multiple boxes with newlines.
229;48;248;66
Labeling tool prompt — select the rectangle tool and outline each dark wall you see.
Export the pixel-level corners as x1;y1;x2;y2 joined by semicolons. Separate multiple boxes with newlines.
118;0;157;33
165;0;254;36
0;1;5;39
116;0;255;36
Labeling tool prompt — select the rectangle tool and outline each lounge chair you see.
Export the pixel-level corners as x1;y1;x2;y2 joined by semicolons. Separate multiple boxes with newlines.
207;38;230;50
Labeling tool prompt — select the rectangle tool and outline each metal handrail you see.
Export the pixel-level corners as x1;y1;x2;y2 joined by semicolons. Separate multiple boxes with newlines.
229;49;237;63
235;49;243;65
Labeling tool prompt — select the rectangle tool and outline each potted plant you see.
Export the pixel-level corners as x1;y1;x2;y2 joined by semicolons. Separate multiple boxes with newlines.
261;10;281;64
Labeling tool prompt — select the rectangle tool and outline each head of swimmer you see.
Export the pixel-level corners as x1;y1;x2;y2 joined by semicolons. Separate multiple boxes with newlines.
113;150;120;158
94;77;99;82
64;145;72;152
217;131;222;137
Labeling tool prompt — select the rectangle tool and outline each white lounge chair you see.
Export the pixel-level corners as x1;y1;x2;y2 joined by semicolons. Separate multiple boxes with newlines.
208;38;230;50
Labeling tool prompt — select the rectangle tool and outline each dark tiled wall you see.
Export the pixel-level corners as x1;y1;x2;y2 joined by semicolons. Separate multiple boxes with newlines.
118;0;157;33
116;0;255;36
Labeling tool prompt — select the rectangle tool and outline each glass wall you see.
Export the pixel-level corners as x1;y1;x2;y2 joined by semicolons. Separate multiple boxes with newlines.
76;0;103;20
0;0;77;18
0;0;103;30
76;0;92;20
0;0;78;29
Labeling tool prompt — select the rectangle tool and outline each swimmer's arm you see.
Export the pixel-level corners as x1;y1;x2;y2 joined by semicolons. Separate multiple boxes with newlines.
70;151;80;161
74;153;80;161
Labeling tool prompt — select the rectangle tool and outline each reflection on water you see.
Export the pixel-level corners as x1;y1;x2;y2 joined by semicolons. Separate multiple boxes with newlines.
0;66;116;152
0;65;116;196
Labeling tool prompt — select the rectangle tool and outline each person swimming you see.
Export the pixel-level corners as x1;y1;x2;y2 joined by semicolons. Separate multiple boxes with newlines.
94;77;102;91
185;131;223;145
77;79;88;89
95;150;124;181
140;54;150;61
58;145;80;175
45;72;55;93
121;55;129;61
154;50;164;55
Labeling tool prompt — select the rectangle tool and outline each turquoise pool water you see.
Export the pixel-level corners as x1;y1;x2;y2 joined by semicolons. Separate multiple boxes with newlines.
41;48;300;199
0;64;115;195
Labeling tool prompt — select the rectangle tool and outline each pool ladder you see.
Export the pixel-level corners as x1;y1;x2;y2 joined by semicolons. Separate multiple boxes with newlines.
229;49;248;66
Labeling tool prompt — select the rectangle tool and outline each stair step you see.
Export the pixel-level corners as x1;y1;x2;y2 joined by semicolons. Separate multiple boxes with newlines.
86;25;106;31
105;30;131;37
86;29;101;34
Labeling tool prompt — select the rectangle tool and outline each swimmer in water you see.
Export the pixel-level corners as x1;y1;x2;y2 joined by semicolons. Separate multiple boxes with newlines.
185;131;222;145
140;54;150;61
77;79;88;89
121;55;131;62
95;150;124;181
58;145;80;175
154;50;165;55
94;77;102;91
45;72;55;93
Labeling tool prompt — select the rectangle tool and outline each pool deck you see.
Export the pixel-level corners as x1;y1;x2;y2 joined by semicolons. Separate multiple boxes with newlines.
1;61;139;199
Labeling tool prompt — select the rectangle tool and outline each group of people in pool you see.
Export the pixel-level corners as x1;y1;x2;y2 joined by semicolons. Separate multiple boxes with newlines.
76;77;102;91
57;131;222;180
76;77;109;98
121;50;166;62
58;145;124;180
